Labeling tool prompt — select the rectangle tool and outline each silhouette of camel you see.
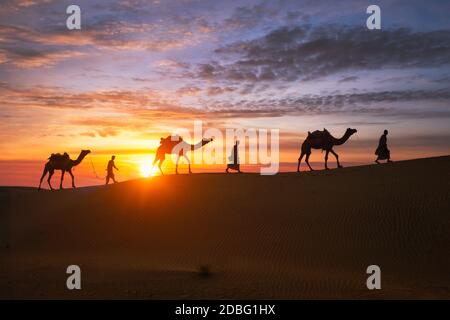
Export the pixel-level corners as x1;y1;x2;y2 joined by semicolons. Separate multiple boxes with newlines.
297;128;357;172
38;150;91;190
152;136;213;175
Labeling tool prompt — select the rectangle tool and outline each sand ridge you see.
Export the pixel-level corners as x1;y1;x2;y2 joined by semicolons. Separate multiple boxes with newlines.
0;156;449;299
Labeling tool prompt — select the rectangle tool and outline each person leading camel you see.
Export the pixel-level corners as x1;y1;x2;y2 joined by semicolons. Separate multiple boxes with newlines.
105;155;119;185
375;130;393;163
226;140;242;173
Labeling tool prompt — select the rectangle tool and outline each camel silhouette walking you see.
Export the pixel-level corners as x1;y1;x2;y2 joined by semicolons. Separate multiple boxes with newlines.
297;128;357;172
152;136;213;175
38;150;91;190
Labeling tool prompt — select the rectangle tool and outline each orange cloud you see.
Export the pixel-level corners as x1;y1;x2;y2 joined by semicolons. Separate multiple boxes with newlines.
0;19;213;69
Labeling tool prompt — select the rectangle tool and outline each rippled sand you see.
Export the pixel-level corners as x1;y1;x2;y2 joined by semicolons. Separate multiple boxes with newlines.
1;156;449;299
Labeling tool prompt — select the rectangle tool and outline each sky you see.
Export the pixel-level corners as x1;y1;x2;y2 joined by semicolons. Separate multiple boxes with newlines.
0;0;449;186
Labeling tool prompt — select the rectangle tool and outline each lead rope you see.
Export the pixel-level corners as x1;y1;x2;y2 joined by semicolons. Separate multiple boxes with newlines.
88;154;105;180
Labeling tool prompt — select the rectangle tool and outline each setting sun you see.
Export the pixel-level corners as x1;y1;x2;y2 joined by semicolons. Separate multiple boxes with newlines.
139;161;154;178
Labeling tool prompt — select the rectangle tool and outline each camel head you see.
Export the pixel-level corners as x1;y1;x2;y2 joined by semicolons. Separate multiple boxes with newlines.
201;138;213;146
346;128;357;137
73;149;91;164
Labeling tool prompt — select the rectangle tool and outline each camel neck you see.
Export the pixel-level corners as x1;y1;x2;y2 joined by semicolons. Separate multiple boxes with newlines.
72;153;87;166
192;140;208;150
333;132;351;146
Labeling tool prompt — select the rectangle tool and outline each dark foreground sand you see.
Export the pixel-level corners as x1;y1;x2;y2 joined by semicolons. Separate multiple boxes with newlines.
0;156;449;299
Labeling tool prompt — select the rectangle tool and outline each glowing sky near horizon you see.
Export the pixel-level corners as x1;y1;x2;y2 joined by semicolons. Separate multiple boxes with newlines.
0;0;449;186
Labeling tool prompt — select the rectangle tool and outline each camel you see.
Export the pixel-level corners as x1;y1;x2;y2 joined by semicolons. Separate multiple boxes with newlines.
297;128;357;172
152;136;213;175
38;150;91;190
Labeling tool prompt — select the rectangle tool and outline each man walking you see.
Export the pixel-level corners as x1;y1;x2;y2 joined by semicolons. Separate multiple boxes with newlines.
106;155;119;185
375;130;393;164
226;140;242;173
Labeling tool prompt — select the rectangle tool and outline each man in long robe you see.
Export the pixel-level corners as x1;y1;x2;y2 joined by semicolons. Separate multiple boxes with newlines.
226;140;242;173
375;130;393;163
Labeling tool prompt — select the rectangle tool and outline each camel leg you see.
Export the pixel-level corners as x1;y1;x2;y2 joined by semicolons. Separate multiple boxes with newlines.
151;157;158;168
60;170;65;189
297;152;305;172
150;157;158;177
324;150;330;170
68;169;75;188
175;155;180;174
158;159;164;176
305;152;314;171
330;149;342;168
47;169;54;190
153;154;165;175
183;155;192;174
38;165;49;190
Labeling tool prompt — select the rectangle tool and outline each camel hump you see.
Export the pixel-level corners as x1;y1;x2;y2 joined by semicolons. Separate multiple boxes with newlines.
308;129;328;139
160;135;183;146
306;129;332;143
48;152;69;161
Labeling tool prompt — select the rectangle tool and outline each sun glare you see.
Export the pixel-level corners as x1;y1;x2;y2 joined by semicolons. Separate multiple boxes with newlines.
140;162;154;178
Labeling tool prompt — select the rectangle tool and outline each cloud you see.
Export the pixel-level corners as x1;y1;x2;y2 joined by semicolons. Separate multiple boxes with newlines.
0;0;55;12
326;121;397;126
432;75;450;83
223;4;279;30
0;16;213;68
0;24;88;67
206;86;236;96
0;20;192;49
80;132;97;138
338;76;358;83
0;47;85;68
191;25;450;82
176;86;202;96
2;81;449;121
199;89;450;119
96;128;119;137
0;82;166;110
132;77;153;83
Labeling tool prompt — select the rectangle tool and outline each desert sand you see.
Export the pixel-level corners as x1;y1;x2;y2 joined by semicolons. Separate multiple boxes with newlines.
0;156;449;299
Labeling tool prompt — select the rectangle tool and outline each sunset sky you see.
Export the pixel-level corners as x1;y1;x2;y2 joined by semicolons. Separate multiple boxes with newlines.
1;0;449;186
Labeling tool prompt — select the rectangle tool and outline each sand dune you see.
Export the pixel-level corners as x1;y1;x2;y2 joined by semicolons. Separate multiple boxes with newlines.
1;156;449;299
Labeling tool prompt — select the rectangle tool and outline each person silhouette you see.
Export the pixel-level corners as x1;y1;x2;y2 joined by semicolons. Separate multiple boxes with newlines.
375;130;393;163
226;140;242;173
105;155;119;185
